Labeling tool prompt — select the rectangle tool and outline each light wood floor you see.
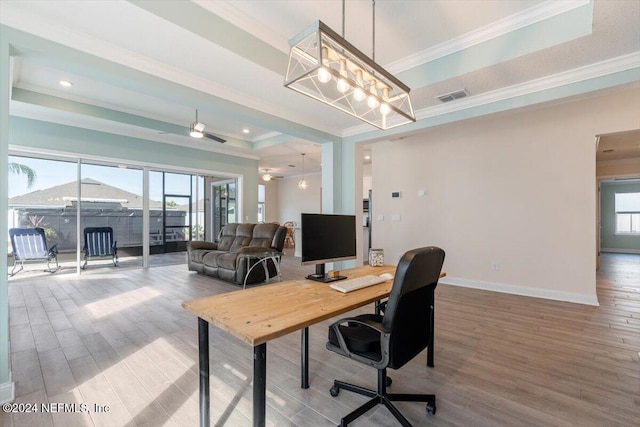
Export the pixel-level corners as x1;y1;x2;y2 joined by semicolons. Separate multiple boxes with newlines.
1;252;638;426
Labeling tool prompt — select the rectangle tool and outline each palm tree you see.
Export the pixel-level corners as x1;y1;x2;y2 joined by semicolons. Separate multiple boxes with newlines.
8;162;37;188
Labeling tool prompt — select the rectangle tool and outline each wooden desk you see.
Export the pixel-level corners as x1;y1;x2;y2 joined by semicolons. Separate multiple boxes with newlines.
183;265;443;427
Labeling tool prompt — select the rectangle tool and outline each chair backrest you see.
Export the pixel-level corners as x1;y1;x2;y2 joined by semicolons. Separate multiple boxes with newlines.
9;227;49;260
84;227;115;256
382;246;445;369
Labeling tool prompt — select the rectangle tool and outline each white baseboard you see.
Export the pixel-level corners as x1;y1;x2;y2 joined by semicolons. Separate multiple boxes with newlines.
440;277;599;306
0;373;14;404
601;248;640;255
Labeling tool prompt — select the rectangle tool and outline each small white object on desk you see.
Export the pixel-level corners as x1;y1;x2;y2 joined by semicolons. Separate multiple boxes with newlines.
379;272;394;281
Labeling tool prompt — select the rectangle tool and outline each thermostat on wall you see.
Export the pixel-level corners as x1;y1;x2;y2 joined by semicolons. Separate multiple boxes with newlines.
391;191;401;198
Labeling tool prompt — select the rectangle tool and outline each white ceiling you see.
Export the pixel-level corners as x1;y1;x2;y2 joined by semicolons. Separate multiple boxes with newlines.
597;129;640;162
1;0;639;176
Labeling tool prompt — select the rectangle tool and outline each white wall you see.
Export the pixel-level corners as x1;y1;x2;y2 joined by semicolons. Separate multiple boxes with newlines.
276;172;322;225
263;180;279;223
372;88;640;306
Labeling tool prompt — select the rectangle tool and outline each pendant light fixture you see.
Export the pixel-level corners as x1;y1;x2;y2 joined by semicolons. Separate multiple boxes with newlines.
285;0;415;130
298;153;308;190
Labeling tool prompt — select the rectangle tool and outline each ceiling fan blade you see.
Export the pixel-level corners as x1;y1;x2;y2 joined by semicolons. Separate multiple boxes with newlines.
203;132;226;143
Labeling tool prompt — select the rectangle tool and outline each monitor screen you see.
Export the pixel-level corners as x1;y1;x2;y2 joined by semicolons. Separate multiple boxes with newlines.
301;213;357;265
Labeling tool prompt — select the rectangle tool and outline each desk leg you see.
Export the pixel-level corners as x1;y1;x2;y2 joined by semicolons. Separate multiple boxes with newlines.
253;343;266;427
427;287;435;368
198;318;210;427
301;327;309;389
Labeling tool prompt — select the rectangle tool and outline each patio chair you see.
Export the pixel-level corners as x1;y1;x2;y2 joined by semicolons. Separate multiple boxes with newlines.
83;226;118;269
9;227;59;276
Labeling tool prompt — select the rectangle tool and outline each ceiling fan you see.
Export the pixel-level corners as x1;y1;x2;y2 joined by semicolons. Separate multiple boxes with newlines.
171;109;226;143
262;169;284;181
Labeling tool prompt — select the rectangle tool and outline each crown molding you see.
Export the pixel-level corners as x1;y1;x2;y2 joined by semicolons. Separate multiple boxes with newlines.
344;51;640;138
415;51;640;120
385;0;591;74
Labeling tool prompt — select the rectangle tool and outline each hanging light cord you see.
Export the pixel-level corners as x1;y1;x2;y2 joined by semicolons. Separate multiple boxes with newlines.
372;0;376;62
342;0;375;60
342;0;345;37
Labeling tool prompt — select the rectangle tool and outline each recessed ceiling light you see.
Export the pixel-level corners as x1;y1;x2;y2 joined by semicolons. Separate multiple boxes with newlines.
59;80;73;87
364;155;371;160
242;128;250;134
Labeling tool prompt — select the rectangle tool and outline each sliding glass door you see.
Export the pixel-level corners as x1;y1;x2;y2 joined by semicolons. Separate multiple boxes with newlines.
9;152;226;274
211;180;237;239
80;162;143;267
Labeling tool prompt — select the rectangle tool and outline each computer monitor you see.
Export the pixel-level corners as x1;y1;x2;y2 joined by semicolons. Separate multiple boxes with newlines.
301;213;356;283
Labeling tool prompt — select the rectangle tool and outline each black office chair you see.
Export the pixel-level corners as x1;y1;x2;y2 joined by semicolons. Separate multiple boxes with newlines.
326;246;445;426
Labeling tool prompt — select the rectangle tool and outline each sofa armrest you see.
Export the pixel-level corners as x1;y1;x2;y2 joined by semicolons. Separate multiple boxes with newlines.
236;246;279;255
187;241;218;252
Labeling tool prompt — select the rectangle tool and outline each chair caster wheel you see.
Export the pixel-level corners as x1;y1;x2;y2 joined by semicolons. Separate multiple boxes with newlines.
330;385;340;397
426;402;436;415
386;376;392;387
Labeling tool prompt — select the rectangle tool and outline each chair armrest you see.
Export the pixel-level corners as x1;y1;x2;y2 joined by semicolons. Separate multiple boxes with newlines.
187;241;218;251
48;244;58;257
329;316;391;368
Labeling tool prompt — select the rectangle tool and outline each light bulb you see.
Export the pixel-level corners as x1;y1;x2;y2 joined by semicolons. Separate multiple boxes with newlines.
353;70;366;101
380;103;390;115
367;79;379;109
337;78;350;93
298;179;308;190
336;59;349;93
317;67;331;83
367;94;379;109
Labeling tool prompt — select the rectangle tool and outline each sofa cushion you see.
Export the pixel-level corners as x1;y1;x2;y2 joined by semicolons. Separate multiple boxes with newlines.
202;251;225;267
190;249;212;264
217;224;239;251
249;223;279;249
230;224;255;252
216;252;239;270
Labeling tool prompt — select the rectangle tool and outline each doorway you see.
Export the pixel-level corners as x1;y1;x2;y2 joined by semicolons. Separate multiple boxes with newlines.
595;129;640;271
210;179;237;239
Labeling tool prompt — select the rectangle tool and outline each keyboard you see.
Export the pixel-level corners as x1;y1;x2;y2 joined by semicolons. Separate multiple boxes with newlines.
330;274;387;293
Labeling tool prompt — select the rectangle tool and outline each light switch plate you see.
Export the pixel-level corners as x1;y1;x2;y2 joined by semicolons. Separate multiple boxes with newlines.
391;215;401;222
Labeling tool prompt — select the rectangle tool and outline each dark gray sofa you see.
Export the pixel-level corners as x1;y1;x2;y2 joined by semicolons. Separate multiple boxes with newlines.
187;223;287;285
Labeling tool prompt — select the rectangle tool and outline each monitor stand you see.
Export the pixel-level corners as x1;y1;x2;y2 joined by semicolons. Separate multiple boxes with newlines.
306;263;346;283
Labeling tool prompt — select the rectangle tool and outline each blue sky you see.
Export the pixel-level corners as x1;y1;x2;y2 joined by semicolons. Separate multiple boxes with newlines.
8;156;203;202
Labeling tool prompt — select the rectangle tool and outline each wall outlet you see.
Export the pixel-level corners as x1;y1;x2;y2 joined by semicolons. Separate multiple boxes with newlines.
491;263;499;271
377;214;384;221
